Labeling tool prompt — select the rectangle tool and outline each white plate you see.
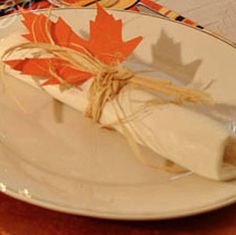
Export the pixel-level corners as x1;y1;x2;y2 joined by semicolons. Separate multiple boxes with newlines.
0;8;236;220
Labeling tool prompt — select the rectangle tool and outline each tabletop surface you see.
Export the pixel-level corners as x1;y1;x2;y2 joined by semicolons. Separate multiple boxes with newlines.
1;0;236;234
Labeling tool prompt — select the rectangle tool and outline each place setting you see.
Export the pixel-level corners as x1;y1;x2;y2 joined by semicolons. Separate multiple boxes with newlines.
0;0;236;223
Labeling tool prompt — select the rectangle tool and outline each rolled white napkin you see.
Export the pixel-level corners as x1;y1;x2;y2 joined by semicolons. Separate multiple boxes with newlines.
1;34;236;181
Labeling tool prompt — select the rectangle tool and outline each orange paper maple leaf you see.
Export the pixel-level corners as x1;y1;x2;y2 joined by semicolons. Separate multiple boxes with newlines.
5;5;142;86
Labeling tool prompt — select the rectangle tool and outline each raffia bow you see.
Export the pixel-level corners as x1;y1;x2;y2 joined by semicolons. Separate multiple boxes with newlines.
1;40;213;123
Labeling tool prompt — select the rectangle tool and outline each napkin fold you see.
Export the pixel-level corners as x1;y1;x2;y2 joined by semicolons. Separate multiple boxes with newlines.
1;33;236;181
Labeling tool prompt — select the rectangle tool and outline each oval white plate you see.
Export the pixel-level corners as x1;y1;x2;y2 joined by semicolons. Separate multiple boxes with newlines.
0;8;236;220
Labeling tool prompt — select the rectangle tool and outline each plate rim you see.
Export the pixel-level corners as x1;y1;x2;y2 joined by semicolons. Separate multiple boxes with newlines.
2;185;236;220
1;6;235;49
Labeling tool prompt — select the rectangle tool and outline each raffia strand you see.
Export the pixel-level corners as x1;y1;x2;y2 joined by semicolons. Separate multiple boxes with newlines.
1;41;213;124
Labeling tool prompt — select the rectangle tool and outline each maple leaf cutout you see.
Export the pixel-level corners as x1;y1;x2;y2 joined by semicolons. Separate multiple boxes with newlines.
5;5;142;86
5;58;92;86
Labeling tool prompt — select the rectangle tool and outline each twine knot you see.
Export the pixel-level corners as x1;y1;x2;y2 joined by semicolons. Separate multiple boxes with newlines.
85;66;133;122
